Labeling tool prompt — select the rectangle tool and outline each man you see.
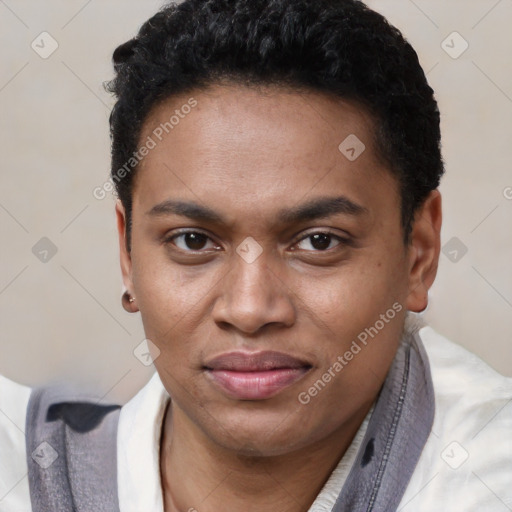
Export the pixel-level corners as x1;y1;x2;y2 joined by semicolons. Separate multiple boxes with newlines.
1;0;511;511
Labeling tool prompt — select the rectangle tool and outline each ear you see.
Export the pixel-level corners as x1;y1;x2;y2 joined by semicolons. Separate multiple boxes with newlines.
116;200;137;312
406;189;442;313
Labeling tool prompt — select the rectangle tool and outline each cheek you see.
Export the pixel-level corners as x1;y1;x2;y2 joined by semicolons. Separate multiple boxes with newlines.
130;248;224;354
130;248;188;340
291;261;408;391
297;256;405;331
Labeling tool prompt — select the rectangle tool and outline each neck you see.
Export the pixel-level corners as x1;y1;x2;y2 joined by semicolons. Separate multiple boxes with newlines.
159;400;373;512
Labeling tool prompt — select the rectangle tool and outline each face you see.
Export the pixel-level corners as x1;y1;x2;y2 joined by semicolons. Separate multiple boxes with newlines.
117;83;440;456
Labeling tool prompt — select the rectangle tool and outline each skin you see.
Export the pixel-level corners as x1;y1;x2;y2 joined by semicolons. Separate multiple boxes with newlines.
116;83;442;512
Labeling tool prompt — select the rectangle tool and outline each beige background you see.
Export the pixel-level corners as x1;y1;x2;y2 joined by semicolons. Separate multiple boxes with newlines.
1;0;511;404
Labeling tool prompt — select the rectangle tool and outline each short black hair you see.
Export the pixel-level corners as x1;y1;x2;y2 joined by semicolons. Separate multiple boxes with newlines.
106;0;444;251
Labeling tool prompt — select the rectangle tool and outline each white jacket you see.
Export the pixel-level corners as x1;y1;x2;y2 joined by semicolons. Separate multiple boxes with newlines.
0;322;511;511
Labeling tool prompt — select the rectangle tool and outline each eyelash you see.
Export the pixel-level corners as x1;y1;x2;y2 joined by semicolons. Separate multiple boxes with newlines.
164;229;352;254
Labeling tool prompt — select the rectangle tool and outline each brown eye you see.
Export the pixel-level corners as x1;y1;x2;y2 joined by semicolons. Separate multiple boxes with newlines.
294;232;347;252
310;233;332;251
169;231;217;252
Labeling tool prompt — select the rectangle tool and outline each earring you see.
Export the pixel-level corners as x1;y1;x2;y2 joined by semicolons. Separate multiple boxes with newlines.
122;290;136;312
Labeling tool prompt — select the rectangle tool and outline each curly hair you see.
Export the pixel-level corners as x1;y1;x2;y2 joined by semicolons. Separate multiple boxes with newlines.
105;0;444;250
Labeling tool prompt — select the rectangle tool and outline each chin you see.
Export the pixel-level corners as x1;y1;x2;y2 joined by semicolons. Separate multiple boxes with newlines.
201;405;312;457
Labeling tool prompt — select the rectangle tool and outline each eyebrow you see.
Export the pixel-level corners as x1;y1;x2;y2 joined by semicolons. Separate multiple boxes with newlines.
146;196;369;225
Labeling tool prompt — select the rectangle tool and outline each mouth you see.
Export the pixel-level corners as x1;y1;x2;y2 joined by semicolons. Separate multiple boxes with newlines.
203;351;313;400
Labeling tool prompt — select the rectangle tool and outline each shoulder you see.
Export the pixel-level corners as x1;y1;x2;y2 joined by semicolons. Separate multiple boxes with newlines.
421;324;512;391
399;324;512;511
117;371;170;512
25;381;122;511
0;374;32;509
421;324;512;436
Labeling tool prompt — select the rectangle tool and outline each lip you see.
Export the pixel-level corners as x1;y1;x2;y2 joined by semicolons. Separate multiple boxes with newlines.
204;351;312;400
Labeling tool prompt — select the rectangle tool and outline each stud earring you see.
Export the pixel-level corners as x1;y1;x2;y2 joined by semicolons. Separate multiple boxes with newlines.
122;290;136;311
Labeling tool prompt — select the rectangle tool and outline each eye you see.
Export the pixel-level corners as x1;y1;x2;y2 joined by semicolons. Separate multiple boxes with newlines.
165;229;350;254
293;231;349;252
166;230;219;252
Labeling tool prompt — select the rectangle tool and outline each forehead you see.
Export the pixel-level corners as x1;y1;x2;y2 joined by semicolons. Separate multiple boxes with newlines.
133;83;398;229
141;83;377;160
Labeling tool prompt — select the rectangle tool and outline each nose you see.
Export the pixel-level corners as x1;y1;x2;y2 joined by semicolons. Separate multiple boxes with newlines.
211;251;296;335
